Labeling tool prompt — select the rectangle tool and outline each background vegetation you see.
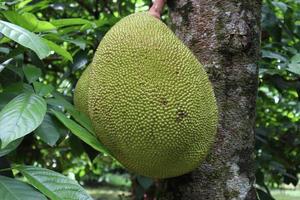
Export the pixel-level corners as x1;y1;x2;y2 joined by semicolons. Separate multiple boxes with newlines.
0;0;299;199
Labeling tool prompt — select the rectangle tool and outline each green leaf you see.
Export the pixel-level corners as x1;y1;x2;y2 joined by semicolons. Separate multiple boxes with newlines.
46;93;74;110
51;18;94;28
290;54;300;64
41;38;73;62
261;50;287;62
51;110;110;155
0;36;11;44
2;11;56;32
58;26;83;35
0;82;25;98
34;114;61;146
0;58;12;73
20;0;50;13
16;0;32;9
5;45;26;60
0;92;19;111
68;109;94;135
0;47;10;54
3;82;25;94
46;94;94;133
0;138;22;157
287;63;300;75
23;83;35;93
0;20;51;59
62;37;86;49
0;175;47;200
23;64;42;83
0;92;47;148
271;2;288;12
72;50;88;71
33;82;54;97
15;165;93;200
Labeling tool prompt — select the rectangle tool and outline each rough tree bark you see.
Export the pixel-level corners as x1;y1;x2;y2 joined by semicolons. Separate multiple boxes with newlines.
160;0;262;199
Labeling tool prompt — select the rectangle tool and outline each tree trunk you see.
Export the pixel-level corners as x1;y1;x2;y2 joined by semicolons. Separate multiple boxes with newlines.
160;0;262;199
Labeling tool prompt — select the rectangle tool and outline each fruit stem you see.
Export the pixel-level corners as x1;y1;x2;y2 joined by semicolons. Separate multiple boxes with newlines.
149;0;166;19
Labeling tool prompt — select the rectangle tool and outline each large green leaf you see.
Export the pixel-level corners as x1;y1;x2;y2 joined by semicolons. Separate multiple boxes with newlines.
42;38;73;62
51;110;110;155
261;50;287;62
46;94;94;133
0;20;50;59
33;82;54;97
0;83;26;110
51;18;94;28
34;114;61;146
0;175;47;200
20;0;50;13
16;165;93;200
2;11;56;32
0;138;22;157
0;92;47;148
23;64;42;83
67;109;94;135
46;92;74;110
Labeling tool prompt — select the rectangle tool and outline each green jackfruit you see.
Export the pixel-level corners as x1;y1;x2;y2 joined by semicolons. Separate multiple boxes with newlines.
74;66;91;116
74;12;218;178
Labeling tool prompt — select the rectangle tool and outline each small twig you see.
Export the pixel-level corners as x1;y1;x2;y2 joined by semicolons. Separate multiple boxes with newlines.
149;0;166;19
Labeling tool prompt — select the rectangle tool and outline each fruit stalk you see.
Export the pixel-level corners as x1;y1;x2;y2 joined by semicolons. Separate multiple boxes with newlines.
149;0;166;18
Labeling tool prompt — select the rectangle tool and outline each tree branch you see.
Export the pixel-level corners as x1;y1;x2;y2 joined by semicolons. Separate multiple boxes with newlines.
149;0;166;18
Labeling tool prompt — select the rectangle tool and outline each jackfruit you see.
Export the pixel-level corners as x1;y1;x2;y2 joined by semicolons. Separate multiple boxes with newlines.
74;66;91;116
74;12;218;178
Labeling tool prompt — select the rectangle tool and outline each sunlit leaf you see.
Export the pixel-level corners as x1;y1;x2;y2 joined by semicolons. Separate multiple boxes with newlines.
0;92;47;148
16;165;93;200
0;175;47;200
51;18;94;28
0;20;50;59
2;11;56;32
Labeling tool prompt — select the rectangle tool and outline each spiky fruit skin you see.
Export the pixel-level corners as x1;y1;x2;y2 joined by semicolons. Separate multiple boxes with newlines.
74;66;90;116
74;13;218;178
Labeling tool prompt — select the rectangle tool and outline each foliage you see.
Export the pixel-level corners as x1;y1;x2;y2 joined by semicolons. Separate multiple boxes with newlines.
0;0;152;199
0;0;298;199
256;0;300;199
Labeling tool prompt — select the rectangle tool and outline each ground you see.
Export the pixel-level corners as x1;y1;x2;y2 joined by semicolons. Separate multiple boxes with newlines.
85;186;300;200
